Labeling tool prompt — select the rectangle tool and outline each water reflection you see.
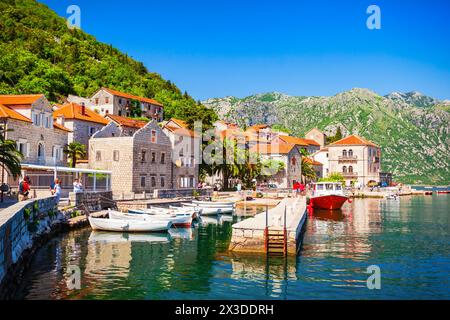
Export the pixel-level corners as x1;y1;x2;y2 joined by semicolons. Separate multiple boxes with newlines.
15;197;450;300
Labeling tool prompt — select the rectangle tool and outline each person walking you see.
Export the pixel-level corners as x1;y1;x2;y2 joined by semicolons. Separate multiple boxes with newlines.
18;176;31;201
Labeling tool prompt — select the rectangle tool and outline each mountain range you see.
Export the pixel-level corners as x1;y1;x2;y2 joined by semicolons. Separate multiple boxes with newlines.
203;89;450;185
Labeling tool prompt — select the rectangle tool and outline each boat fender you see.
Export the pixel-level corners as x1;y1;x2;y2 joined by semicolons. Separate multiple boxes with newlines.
347;198;353;203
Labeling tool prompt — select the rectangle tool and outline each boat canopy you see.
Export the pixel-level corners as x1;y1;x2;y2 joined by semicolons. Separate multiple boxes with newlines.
314;182;343;191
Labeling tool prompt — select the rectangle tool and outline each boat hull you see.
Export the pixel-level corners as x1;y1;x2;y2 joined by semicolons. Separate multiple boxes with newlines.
110;211;192;228
89;217;171;233
310;195;349;210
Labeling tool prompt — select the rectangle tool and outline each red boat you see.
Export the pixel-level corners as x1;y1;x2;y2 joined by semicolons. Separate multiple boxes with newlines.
309;182;350;210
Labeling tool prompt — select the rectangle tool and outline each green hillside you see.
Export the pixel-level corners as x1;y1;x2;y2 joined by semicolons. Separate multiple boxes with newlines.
0;0;216;126
204;89;450;185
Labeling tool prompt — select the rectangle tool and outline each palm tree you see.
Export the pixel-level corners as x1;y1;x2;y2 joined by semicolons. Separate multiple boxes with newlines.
300;149;317;183
64;142;86;168
0;132;23;179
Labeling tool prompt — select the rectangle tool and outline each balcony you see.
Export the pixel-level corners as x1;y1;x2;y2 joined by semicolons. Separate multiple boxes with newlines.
338;155;358;162
342;171;358;177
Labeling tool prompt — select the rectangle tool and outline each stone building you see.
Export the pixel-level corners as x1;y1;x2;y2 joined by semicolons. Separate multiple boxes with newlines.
70;88;164;120
89;120;172;195
53;102;109;157
305;128;327;148
312;147;329;178
105;114;148;136
250;143;302;189
0;94;70;189
162;119;200;188
327;135;381;187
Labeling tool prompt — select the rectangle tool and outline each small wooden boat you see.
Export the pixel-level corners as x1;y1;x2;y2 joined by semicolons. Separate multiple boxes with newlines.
109;210;192;227
129;207;198;219
88;216;171;233
192;200;235;208
181;203;234;215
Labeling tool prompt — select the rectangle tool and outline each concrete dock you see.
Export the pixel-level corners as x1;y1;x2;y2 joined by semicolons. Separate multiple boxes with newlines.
229;197;307;255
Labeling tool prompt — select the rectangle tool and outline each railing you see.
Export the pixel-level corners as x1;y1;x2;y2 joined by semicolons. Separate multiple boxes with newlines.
338;156;358;161
342;171;358;177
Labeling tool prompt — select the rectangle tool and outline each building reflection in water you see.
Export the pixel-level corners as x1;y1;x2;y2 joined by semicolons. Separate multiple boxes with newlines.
303;198;383;261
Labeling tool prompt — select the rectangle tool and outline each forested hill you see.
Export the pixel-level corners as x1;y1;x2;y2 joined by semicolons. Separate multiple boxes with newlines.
0;0;216;125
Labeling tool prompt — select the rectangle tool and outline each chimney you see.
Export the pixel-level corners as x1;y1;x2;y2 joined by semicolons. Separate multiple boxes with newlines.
81;102;86;115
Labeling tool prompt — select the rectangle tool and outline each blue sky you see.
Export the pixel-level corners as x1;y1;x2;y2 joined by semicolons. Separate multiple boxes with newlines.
40;0;450;100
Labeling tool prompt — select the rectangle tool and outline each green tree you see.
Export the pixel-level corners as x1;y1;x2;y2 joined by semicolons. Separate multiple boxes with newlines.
64;142;86;168
319;172;345;184
300;149;317;183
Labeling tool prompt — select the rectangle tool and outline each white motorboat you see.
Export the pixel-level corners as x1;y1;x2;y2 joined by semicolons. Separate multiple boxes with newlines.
181;203;234;215
109;210;192;227
192;200;235;208
89;231;170;244
129;207;198;219
88;216;171;233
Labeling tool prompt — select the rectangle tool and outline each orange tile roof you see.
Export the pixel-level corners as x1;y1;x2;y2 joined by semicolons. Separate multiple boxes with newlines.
330;135;379;147
169;118;189;129
0;104;33;123
278;135;308;146
101;88;163;107
106;114;149;129
246;124;270;132
53;102;109;125
302;138;321;146
164;124;199;138
53;122;72;132
304;158;323;166
0;94;44;106
250;143;295;155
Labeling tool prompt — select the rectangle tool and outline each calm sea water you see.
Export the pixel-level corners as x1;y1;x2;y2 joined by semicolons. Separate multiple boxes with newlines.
15;196;450;300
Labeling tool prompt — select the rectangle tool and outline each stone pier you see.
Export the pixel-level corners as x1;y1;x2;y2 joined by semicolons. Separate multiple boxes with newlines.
229;197;307;255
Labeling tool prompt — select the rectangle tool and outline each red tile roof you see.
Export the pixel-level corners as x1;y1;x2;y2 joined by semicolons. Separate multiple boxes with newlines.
0;104;33;123
163;119;198;137
53;122;72;132
101;88;163;107
0;94;44;106
250;143;295;155
330;135;379;147
106;114;149;129
53;102;109;125
279;135;320;147
304;158;323;166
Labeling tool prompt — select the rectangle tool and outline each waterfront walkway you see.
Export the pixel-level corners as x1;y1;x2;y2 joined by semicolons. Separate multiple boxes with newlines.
229;197;307;255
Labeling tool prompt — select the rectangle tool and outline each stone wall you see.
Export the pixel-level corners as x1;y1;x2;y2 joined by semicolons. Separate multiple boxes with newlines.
153;188;212;199
68;191;114;211
0;196;63;298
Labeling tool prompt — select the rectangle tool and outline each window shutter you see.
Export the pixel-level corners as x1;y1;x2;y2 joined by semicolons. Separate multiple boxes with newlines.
26;143;30;157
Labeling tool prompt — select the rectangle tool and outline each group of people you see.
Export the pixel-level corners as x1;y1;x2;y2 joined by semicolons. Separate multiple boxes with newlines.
18;176;62;203
17;177;84;203
293;181;306;196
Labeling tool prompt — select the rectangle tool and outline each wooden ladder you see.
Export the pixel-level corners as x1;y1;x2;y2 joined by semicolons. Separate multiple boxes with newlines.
265;228;287;256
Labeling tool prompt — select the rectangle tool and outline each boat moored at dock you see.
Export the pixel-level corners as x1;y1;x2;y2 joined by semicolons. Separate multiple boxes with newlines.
309;182;350;210
88;216;172;233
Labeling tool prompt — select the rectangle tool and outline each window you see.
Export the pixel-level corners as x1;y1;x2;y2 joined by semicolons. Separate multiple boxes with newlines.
151;176;156;188
326;184;334;190
160;176;165;188
17;141;28;158
348;149;353;157
118;110;122;116
140;176;146;187
95;98;99;105
37;143;44;158
96;151;102;161
343;166;347;173
189;177;194;188
151;152;156;163
349;166;353;173
113;150;120;161
335;184;342;190
89;127;97;136
105;97;109;104
316;184;324;190
342;150;347;157
151;130;157;143
160;153;165;164
119;98;122;105
141;150;146;162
